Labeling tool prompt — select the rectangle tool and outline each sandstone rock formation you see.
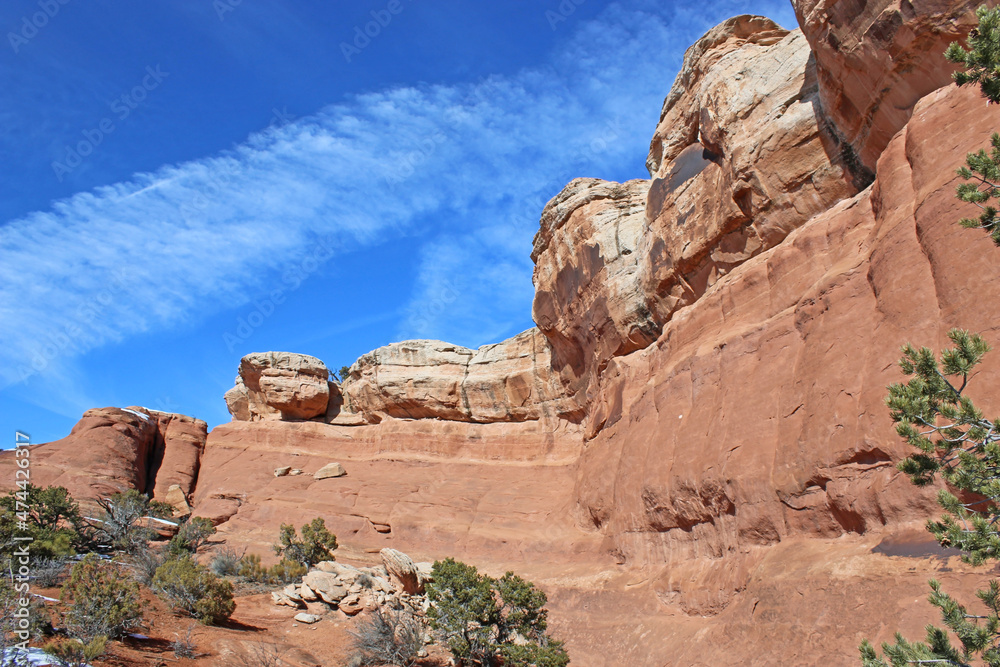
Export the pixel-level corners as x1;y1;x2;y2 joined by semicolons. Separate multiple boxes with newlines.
532;178;655;405
793;0;984;171
641;16;859;331
163;484;192;516
4;4;997;665
145;409;207;501
224;352;330;421
577;82;1000;621
0;406;206;505
381;548;423;595
337;329;580;424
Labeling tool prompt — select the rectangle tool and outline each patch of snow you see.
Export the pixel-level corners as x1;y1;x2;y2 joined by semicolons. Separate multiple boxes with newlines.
121;407;150;421
144;516;178;527
0;646;75;666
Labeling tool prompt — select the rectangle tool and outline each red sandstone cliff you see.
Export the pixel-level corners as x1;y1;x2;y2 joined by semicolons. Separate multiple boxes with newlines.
3;2;997;664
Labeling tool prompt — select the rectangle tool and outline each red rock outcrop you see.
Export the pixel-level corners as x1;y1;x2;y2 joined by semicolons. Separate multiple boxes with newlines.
576;81;1000;623
146;409;207;501
793;0;986;171
10;5;1000;666
224;351;330;421
0;406;206;505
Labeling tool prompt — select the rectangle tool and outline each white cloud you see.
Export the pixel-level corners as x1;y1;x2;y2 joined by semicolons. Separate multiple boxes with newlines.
0;0;797;385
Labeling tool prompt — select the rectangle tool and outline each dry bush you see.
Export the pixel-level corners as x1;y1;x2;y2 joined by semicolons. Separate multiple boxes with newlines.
171;624;198;659
230;639;284;667
348;608;424;667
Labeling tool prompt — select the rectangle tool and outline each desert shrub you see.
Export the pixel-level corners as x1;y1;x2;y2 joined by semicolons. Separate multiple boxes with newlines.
355;572;374;589
153;557;235;625
91;490;157;554
237;553;305;585
230;639;283;667
272;518;337;567
61;554;142;643
127;544;166;587
268;558;306;584
0;485;89;560
43;637;107;667
210;546;244;576
31;557;69;588
171;625;198;659
427;558;569;667
166;516;216;557
147;499;176;518
237;553;267;582
348;607;424;667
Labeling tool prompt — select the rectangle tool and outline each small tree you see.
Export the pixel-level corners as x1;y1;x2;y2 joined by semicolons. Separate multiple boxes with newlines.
91;490;157;554
339;365;353;383
860;331;1000;665
348;607;424;667
0;485;89;559
166;516;217;557
62;554;142;643
44;637;107;667
427;558;569;667
273;518;337;567
153;557;235;625
947;5;1000;245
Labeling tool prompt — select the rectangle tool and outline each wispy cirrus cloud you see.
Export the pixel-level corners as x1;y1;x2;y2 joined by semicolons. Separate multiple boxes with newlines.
1;0;797;389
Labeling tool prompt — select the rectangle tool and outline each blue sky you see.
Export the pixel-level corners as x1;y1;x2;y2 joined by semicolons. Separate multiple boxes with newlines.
1;0;797;446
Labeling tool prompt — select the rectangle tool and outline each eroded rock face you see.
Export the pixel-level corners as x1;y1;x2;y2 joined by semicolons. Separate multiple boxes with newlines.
341;329;580;423
380;548;423;594
793;0;983;171
0;406;206;504
578;83;1000;618
641;16;858;328
225;352;330;421
531;178;655;405
146;409;207;501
